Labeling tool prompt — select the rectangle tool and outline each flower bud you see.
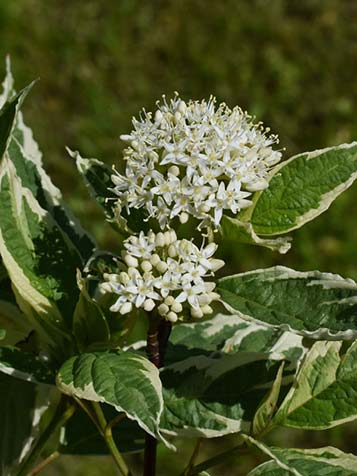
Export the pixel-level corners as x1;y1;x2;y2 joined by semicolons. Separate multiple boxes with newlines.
168;244;177;258
141;260;152;272
177;100;187;114
168;165;180;176
144;299;155;311
150;254;161;266
171;301;183;313
201;305;213;314
124;254;138;268
156;261;168;273
119;302;132;315
100;282;112;293
164;231;173;246
154;110;163;123
179;212;189;224
119;272;130;285
191;308;204;318
158;303;169;316
167;311;178;323
156;232;165;247
164;295;175;306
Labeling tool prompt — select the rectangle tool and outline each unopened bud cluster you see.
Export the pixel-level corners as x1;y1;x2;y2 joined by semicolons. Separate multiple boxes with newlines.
99;230;224;322
112;94;282;231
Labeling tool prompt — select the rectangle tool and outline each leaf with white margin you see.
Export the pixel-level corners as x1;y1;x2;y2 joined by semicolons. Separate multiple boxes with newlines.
252;362;284;436
273;340;357;429
69;149;117;221
243;435;302;476
218;266;357;340
0;261;32;346
0;62;95;347
72;272;110;351
160;351;288;438
70;149;150;235
166;313;306;366
0;373;49;476
56;350;165;442
243;142;357;235
0;346;55;384
247;446;357;476
220;216;291;254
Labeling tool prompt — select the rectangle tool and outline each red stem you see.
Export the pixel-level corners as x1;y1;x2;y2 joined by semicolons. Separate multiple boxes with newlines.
143;317;172;476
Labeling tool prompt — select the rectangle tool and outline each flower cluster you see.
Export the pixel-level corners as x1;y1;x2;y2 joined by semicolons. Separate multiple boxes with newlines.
99;230;224;322
112;94;282;231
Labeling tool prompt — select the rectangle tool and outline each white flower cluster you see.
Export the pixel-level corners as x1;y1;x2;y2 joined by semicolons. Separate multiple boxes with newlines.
112;94;282;231
99;230;224;322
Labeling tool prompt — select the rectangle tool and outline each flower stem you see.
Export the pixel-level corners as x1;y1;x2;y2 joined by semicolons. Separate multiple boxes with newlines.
183;439;202;476
16;397;75;476
179;444;248;476
143;315;172;476
29;451;60;475
92;402;131;476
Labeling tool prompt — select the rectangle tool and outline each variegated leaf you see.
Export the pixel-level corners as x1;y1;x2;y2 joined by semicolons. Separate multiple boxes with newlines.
0;62;95;353
248;446;357;476
160;314;306;438
218;266;357;340
220;216;291;254
244;142;357;236
252;362;284;436
0;346;55;384
57;350;165;442
160;351;287;438
71;149;149;235
166;313;306;365
274;340;357;430
0;373;49;476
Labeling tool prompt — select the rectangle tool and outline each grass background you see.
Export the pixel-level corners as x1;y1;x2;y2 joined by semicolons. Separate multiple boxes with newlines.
0;0;356;474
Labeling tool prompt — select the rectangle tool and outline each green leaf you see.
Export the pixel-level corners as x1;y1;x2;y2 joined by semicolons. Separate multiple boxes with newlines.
243;435;301;476
70;149;117;221
71;149;149;235
0;346;55;384
252;362;284;436
161;350;289;438
159;315;304;438
0;65;95;353
220;216;291;254
248;446;357;476
166;313;306;365
56;350;165;441
247;142;357;235
274;340;357;430
0;261;32;346
218;266;357;340
0;373;42;475
72;273;110;351
60;405;145;455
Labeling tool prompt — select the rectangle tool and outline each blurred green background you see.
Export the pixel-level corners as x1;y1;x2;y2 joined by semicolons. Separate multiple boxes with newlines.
1;0;356;474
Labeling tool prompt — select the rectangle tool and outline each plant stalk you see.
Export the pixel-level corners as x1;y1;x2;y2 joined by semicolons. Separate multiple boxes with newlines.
183;439;202;476
143;315;172;476
16;397;75;476
92;402;131;476
29;451;60;475
179;444;248;476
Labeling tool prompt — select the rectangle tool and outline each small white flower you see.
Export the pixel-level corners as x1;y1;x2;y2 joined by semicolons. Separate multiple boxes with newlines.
99;230;223;321
112;94;281;231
